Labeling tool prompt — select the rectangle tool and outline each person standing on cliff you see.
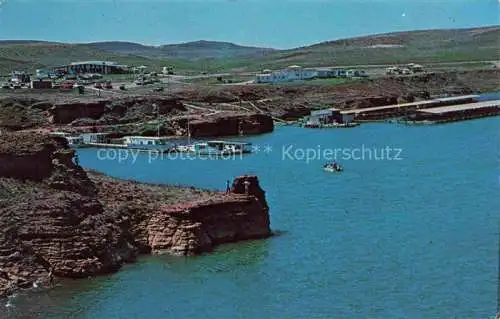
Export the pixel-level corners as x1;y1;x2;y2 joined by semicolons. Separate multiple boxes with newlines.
225;180;231;194
244;180;251;196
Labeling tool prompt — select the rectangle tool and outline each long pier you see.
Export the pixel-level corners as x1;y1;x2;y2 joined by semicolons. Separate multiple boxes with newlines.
408;100;500;123
417;99;500;114
341;95;480;120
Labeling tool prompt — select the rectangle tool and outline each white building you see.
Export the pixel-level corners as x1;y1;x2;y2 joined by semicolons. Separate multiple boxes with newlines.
255;65;318;84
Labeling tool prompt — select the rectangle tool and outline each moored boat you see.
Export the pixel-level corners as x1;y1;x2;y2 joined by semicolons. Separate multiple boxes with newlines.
304;122;360;128
171;140;252;156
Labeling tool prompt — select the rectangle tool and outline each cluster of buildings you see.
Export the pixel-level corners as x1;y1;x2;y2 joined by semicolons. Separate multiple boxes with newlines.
254;65;367;84
30;60;133;80
51;61;130;76
303;108;357;128
385;63;424;75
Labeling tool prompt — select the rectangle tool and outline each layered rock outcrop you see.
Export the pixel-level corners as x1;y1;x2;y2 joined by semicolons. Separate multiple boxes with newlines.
0;134;272;297
0;134;138;297
147;176;270;255
173;112;274;137
49;97;186;124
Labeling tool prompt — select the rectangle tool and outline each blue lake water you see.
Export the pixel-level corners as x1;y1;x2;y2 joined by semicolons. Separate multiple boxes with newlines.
5;118;500;318
477;92;500;102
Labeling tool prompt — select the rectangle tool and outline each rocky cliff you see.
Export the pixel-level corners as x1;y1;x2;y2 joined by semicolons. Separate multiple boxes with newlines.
146;176;270;255
90;173;271;256
0;95;274;138
185;112;274;137
0;134;271;297
0;134;139;297
49;96;186;124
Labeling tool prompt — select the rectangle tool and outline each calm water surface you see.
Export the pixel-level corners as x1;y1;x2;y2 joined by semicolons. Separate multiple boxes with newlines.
5;118;499;319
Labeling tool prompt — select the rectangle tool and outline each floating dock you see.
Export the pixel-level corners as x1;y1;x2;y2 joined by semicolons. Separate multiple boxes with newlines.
341;95;480;121
416;100;500;114
405;100;500;124
74;143;170;153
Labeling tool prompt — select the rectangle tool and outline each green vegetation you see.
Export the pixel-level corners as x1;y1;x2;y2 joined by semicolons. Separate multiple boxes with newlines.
199;26;500;72
0;42;205;75
0;26;498;75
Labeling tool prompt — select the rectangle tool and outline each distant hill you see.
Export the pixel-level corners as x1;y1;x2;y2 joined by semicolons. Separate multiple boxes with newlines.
87;40;276;60
85;41;159;57
0;26;498;75
0;41;195;75
217;26;500;71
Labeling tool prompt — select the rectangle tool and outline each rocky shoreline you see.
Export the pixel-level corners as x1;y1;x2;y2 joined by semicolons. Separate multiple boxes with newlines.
0;133;271;298
0;94;275;137
1;69;497;136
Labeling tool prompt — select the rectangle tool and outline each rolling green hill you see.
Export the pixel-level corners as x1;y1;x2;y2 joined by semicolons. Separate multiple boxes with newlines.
0;42;202;75
0;26;498;75
87;40;275;60
209;26;500;71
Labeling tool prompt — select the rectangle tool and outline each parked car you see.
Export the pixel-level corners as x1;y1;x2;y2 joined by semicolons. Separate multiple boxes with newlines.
2;83;10;89
119;84;126;90
104;81;112;89
94;82;103;89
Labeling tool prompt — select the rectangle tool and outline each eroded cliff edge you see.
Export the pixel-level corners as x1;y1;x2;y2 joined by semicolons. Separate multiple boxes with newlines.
0;133;271;297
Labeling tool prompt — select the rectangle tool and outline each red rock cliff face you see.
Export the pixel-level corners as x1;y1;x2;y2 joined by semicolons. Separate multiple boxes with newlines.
0;135;272;297
147;176;271;255
187;113;274;137
0;134;138;297
90;173;271;257
48;97;186;124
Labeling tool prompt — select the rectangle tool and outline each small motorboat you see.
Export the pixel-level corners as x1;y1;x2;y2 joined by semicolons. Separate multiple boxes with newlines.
323;163;343;173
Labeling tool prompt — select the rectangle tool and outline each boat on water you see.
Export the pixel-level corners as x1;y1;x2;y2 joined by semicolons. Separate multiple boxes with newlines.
123;136;172;152
303;122;360;128
323;163;343;173
64;134;173;152
172;140;252;156
66;136;84;147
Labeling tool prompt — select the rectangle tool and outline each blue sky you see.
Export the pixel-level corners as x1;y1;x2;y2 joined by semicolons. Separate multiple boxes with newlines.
0;0;498;49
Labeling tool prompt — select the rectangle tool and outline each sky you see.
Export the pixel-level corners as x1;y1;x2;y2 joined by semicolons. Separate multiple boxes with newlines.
0;0;498;49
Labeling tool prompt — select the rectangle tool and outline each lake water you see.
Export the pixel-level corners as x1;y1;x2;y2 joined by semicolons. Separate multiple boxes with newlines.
5;118;499;318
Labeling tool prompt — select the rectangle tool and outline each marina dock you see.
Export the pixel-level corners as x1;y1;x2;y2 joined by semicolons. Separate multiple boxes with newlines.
341;95;480;121
75;143;170;153
416;99;500;114
406;100;500;123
